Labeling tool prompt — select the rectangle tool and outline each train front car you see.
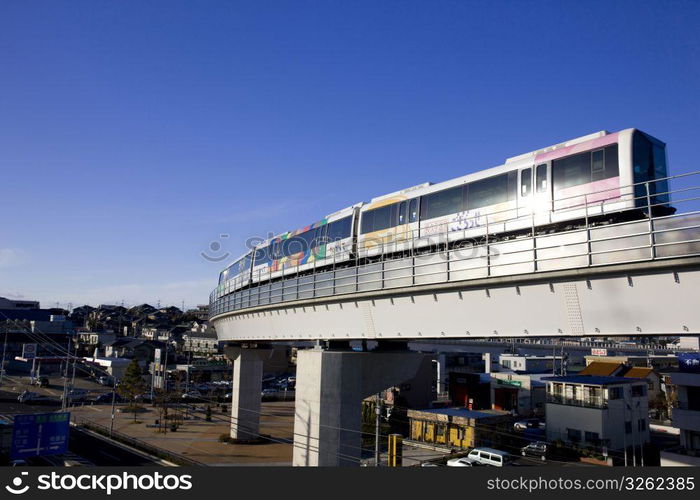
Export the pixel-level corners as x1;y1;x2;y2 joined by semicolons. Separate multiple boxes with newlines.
250;205;360;285
629;129;672;215
355;128;672;260
541;128;671;223
215;251;253;301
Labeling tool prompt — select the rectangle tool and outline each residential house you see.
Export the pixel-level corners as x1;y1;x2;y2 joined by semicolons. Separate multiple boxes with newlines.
544;375;649;456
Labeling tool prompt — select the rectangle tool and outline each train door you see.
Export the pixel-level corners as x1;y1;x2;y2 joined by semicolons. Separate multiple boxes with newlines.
533;162;552;225
518;167;533;221
397;200;409;242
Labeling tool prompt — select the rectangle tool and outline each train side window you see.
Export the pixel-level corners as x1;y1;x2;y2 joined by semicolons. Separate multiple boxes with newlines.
371;204;392;232
315;224;328;247
592;149;604;172
521;169;532;197
409;198;418;223
398;201;407;225
328;216;352;241
536;164;547;193
467;173;510;210
360;210;374;234
422;185;463;220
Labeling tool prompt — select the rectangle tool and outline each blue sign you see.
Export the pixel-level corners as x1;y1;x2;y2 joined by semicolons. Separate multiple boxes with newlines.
10;412;70;459
678;353;700;373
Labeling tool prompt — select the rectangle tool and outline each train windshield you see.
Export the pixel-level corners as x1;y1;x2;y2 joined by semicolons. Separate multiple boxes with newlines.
633;131;669;206
225;253;252;280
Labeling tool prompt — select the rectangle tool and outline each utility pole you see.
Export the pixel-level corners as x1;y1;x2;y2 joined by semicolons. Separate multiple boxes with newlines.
110;376;118;436
0;331;7;387
375;392;382;467
61;337;71;411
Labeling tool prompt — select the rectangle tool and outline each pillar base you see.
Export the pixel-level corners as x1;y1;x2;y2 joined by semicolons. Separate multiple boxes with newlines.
225;345;271;440
292;349;430;466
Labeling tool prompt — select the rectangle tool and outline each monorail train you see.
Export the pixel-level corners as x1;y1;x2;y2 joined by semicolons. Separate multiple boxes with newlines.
215;128;671;298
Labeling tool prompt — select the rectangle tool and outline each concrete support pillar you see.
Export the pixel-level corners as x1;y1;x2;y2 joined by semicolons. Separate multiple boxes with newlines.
225;345;270;440
436;353;447;394
293;348;429;467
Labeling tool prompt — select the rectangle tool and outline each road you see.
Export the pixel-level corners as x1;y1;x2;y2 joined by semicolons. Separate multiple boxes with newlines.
1;374;163;466
68;426;162;465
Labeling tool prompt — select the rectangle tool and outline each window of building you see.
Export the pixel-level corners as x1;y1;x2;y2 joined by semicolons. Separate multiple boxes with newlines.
567;428;582;442
625;421;632;434
585;431;600;443
638;419;647;432
631;385;647;397
688;386;700;411
609;387;623;400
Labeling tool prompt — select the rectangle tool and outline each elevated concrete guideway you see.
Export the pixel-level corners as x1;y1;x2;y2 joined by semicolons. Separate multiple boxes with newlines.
212;255;700;341
211;208;700;341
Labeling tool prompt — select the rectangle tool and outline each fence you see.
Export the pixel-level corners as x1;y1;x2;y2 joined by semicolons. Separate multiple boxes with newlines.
73;417;204;466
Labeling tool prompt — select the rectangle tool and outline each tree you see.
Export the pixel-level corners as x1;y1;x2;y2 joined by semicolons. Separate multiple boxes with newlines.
117;359;146;421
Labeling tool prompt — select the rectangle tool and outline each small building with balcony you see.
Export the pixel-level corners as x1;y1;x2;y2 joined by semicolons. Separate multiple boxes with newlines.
660;358;700;466
544;375;649;454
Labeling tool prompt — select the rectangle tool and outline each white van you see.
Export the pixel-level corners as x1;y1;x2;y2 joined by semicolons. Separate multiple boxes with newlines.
466;447;511;467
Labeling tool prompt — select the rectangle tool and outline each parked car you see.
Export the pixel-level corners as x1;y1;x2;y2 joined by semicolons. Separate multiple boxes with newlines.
181;390;202;400
514;418;544;431
17;390;39;403
465;447;511;467
261;388;277;396
446;457;479;467
521;441;548;461
32;376;49;387
97;376;113;386
135;393;153;403
17;390;55;404
67;389;89;403
92;392;121;404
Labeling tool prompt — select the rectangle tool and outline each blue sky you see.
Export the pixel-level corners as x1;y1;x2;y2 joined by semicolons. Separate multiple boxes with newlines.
1;1;698;309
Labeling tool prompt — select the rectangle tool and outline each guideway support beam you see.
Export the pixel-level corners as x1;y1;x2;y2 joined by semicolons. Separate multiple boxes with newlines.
293;348;431;466
224;344;271;440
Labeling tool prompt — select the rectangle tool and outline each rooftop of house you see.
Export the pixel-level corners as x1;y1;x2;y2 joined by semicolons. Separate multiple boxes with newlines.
542;375;644;386
410;407;510;419
579;362;625;377
623;366;656;378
